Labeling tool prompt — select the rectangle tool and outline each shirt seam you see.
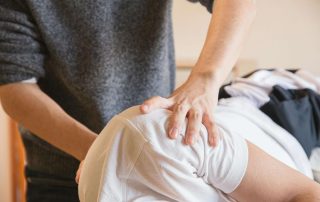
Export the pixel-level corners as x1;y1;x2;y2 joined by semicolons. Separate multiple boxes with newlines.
113;115;149;201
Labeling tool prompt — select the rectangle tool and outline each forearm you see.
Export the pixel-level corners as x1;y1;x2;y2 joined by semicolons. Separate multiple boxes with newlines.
0;83;97;160
192;0;256;85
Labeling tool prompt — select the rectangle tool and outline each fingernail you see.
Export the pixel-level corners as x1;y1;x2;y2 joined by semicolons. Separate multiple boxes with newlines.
170;128;178;139
142;105;149;112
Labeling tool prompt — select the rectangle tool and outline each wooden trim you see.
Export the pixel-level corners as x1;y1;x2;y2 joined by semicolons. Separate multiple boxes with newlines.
176;65;193;70
9;120;16;202
9;119;26;202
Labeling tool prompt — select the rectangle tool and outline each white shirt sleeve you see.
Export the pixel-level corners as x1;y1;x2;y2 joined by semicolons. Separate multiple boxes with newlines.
202;125;248;194
20;77;37;84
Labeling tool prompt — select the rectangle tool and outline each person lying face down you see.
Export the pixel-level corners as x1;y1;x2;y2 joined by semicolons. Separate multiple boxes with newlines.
78;98;320;202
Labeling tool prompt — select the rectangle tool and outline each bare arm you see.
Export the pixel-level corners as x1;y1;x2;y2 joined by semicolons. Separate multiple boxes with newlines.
231;141;320;202
192;0;256;82
0;83;97;160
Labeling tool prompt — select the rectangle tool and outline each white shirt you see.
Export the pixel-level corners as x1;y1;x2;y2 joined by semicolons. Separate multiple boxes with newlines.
79;97;311;202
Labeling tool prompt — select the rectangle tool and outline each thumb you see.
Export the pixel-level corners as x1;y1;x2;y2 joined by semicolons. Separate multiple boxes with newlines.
75;161;84;184
140;96;174;113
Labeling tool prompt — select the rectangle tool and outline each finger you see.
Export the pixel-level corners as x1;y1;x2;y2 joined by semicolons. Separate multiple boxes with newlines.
140;96;174;113
75;171;80;184
168;102;190;139
203;113;219;147
184;107;203;145
75;161;83;184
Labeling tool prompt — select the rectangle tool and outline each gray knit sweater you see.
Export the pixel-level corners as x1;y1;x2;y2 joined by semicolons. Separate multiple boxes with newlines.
0;0;213;182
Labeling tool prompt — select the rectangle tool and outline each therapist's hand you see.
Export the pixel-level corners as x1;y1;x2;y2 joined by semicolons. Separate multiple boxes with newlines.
140;0;256;146
75;160;84;184
140;71;220;147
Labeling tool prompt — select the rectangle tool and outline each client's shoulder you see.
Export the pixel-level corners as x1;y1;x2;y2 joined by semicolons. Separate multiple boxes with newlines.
114;105;171;141
117;105;171;126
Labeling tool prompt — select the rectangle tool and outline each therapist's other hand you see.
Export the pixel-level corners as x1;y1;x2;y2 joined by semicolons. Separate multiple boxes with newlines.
140;71;220;147
75;160;84;184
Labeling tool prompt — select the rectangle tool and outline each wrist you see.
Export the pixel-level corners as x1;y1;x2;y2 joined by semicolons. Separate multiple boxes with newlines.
71;121;97;160
190;66;224;88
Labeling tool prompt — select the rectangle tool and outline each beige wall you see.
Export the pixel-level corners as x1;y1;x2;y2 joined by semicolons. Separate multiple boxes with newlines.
0;104;12;202
173;0;320;86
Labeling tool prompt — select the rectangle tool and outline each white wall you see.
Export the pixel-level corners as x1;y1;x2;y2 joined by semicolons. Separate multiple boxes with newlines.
241;0;320;73
173;0;320;86
173;1;211;67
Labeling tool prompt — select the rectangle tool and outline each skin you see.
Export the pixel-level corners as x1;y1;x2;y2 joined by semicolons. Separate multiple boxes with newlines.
0;83;97;161
140;0;257;147
230;141;320;202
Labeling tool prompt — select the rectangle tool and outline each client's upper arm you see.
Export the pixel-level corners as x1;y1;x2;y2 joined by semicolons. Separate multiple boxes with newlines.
230;141;320;202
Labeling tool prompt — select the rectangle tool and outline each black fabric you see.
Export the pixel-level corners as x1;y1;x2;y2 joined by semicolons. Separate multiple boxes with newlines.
187;0;214;13
26;182;79;202
217;68;301;100
260;85;320;157
25;167;79;202
218;82;232;100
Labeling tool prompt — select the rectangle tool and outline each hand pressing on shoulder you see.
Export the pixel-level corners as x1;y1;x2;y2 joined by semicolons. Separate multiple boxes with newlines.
140;71;220;147
140;0;256;146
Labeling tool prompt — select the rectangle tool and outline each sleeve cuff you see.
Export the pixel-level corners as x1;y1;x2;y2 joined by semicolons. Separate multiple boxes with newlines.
20;77;37;84
219;135;248;193
0;71;40;86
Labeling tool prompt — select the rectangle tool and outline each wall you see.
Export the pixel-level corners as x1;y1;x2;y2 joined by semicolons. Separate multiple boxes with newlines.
241;0;320;74
173;0;320;86
0;103;12;202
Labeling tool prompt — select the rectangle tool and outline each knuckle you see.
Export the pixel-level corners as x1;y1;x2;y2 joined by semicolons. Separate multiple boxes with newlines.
187;129;198;135
205;115;215;126
192;110;202;120
177;103;188;113
170;120;179;128
209;129;217;136
208;119;215;126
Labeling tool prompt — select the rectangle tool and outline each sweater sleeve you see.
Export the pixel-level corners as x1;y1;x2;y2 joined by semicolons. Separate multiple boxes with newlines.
187;0;214;13
0;1;46;86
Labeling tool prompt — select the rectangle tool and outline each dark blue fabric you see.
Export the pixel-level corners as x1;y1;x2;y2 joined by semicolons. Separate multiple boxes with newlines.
260;85;320;157
218;69;320;158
